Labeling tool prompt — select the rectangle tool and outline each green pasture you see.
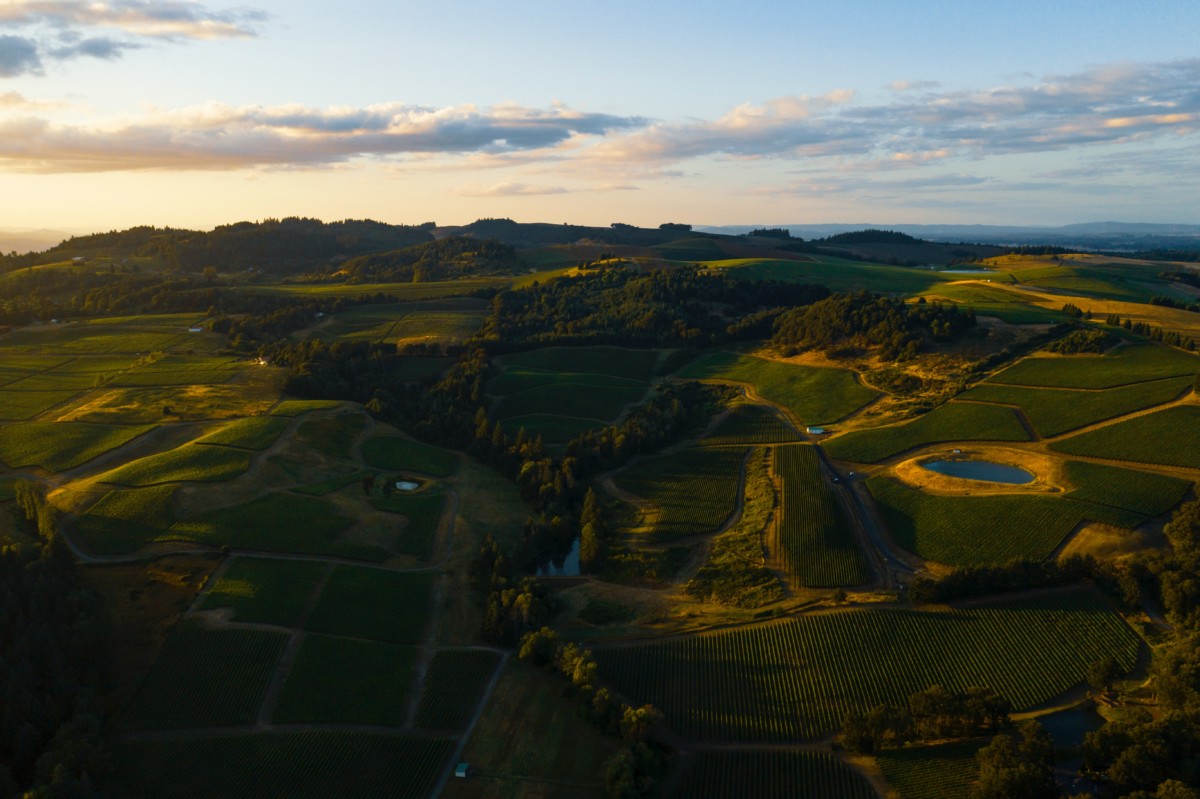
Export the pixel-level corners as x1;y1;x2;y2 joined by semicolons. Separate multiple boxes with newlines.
200;557;328;626
113;732;454;799
246;277;509;299
499;413;606;444
824;402;1029;463
1050;406;1200;469
295;413;366;459
415;649;503;731
592;588;1140;742
678;351;877;425
305;566;433;644
0;422;154;471
272;635;418;725
487;366;646;395
707;256;954;294
988;343;1198;389
493;382;646;422
270;399;342;416
361;435;459;477
959;376;1192;438
502;346;661;381
121;620;287;730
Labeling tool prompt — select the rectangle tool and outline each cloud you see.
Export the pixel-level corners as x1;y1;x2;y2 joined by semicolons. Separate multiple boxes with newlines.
0;1;264;77
456;182;570;197
0;102;648;172
888;79;941;92
0;34;42;76
0;1;265;40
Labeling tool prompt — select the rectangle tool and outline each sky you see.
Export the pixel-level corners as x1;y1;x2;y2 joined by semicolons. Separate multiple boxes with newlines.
0;0;1198;232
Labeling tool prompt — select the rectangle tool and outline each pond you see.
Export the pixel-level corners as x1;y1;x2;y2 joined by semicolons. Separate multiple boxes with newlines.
537;538;581;577
1039;705;1105;748
922;459;1035;484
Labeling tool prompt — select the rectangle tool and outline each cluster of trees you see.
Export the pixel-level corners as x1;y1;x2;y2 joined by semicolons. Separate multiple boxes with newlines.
817;229;920;246
909;555;1140;607
1151;296;1200;313
747;228;794;239
1161;270;1200;288
973;721;1059;799
1045;328;1117;354
2;484;108;797
1062;303;1092;319
337;237;521;283
480;266;829;349
772;291;976;360
843;685;1011;753
518;627;670;799
1103;314;1197;351
470;535;560;646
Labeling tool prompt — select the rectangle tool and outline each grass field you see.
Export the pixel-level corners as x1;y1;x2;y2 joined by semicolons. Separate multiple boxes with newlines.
272;634;418;725
987;343;1198;389
200;557;328;626
705;404;800;446
196;416;291;450
824;402;1030;463
708;256;954;294
775;445;870;586
498;413;606;444
247;277;510;299
99;442;252;485
677;351;877;425
292;469;375;496
592;588;1140;741
959;376;1193;437
361;435;459;476
0;421;154;471
305;566;433;644
113;732;455;799
502;346;661;381
876;740;981;799
112;355;239;387
121;620;287;730
867;478;1143;565
488;367;646;395
614;446;747;542
1050;406;1200;469
672;750;877;799
369;487;446;559
414;649;504;731
1064;461;1193;517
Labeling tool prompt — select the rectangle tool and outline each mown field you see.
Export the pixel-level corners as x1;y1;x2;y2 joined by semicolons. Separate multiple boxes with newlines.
592;588;1140;741
867;477;1144;566
113;732;455;799
775;445;869;587
824;402;1029;463
670;749;877;799
613;446;747;542
677;351;877;425
1050;406;1200;469
986;343;1198;389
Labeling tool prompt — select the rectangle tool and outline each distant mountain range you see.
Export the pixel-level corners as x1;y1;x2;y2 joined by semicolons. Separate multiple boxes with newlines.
696;222;1200;251
0;229;76;254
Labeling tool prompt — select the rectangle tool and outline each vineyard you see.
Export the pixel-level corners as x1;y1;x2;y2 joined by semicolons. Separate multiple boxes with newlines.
592;589;1140;741
121;621;288;731
272;635;418;725
676;351;878;425
670;749;877;799
361;435;460;477
986;342;1199;389
113;732;455;799
493;382;646;422
614;446;748;542
369;487;448;560
98;441;252;486
0;421;155;471
867;477;1136;566
775;445;870;586
304;567;433;644
823;402;1029;464
704;404;800;446
502;346;662;381
200;557;328;627
1051;406;1200;469
959;375;1193;437
196;416;291;450
414;649;504;731
876;740;982;799
1064;460;1193;517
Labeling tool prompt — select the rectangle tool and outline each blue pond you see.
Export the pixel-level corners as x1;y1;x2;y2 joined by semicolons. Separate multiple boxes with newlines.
922;459;1035;485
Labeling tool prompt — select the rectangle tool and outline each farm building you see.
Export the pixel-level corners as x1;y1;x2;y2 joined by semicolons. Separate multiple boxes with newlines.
806;426;828;435
454;762;470;778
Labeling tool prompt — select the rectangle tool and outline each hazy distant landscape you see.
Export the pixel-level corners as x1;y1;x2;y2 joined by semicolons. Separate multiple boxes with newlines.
2;0;1199;797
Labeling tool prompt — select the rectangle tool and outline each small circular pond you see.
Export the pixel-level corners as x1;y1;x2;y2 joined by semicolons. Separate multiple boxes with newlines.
921;459;1035;485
